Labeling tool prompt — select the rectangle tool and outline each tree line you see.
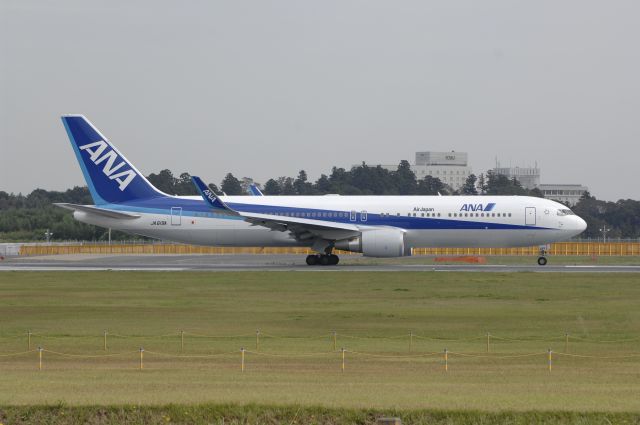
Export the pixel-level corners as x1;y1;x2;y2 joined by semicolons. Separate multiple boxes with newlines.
1;162;638;241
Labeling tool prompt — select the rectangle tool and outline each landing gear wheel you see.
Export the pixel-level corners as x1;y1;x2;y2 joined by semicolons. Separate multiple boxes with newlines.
537;256;548;266
307;254;339;266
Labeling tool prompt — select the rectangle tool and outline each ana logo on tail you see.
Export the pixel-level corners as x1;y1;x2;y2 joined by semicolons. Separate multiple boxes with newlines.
202;188;217;204
79;141;137;191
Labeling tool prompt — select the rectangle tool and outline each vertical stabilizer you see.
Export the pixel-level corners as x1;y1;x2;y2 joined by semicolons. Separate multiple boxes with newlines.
61;115;166;204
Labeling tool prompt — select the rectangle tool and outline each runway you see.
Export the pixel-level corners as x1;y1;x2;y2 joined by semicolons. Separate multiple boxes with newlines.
1;254;639;272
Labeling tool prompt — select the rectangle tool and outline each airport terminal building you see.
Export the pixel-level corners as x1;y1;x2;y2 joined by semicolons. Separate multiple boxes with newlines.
492;166;540;190
538;184;589;206
377;151;472;190
492;164;588;205
367;152;588;199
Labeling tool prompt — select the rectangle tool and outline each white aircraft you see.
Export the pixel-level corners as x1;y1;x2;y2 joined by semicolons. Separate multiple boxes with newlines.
56;115;587;266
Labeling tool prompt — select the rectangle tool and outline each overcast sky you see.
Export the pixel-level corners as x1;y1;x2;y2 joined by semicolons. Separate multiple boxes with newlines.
1;0;638;200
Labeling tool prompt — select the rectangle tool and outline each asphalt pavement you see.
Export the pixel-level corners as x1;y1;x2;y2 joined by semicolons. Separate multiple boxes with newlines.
1;254;638;272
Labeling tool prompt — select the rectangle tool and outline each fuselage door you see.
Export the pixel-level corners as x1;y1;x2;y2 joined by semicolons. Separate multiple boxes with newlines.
525;207;536;226
171;207;182;226
350;210;357;221
361;210;368;222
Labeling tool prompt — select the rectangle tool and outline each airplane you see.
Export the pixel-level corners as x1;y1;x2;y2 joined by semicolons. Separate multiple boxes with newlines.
55;115;587;266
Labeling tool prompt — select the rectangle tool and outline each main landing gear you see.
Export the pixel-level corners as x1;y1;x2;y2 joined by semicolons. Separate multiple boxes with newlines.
537;246;548;266
306;254;340;266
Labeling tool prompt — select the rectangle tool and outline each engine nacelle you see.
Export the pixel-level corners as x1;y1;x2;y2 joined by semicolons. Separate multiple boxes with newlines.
335;229;410;258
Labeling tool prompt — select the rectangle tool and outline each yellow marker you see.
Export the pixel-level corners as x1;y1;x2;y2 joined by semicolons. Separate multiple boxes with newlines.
444;348;448;372
341;348;345;372
103;330;108;351
241;348;245;372
38;347;42;371
333;331;337;351
139;347;144;370
548;349;552;372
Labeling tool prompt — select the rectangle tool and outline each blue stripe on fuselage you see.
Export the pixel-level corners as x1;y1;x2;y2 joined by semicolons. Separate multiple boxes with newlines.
96;196;549;231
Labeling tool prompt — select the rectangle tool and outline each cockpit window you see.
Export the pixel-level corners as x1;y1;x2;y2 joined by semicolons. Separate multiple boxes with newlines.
557;209;575;216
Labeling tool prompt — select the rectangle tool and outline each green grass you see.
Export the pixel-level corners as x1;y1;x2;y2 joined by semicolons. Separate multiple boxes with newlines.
1;271;640;416
1;404;639;425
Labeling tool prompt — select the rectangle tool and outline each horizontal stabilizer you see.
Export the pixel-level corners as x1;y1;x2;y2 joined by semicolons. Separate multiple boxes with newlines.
54;203;141;219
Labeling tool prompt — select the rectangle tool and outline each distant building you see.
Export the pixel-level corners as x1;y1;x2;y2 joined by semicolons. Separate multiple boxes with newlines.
492;166;540;190
374;151;472;190
538;184;589;206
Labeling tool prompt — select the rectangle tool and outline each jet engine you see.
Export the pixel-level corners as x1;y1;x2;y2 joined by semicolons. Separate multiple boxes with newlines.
335;228;410;258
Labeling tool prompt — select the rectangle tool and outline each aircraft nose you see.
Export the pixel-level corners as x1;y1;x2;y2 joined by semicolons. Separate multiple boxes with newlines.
575;216;587;233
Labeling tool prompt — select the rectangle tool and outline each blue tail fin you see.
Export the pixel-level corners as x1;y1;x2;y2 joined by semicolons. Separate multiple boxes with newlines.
248;183;264;196
61;115;166;205
191;176;232;211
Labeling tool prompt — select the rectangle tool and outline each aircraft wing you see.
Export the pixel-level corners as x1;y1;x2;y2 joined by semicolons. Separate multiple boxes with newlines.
54;203;141;219
238;211;361;241
191;176;360;242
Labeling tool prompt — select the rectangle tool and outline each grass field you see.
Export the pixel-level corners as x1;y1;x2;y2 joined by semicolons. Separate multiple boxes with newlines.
1;271;640;422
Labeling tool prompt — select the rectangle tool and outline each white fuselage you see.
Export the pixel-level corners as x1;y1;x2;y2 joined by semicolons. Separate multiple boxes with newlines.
74;195;587;250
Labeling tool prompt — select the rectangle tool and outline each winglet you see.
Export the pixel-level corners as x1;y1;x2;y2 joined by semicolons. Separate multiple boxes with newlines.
249;184;264;196
191;176;237;214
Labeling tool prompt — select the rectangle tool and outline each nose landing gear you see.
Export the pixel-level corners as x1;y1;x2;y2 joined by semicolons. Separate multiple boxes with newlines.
306;254;339;266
